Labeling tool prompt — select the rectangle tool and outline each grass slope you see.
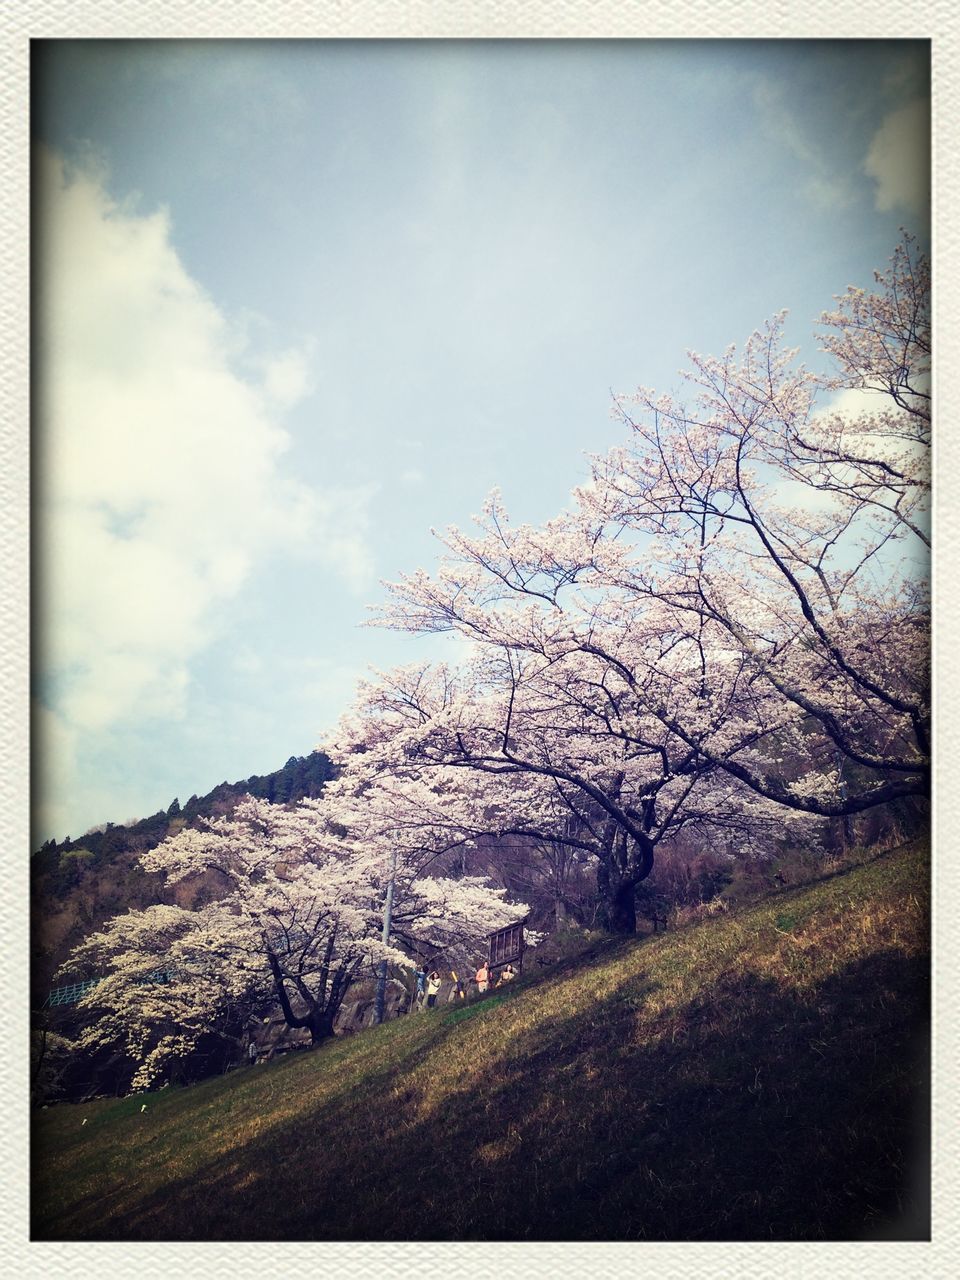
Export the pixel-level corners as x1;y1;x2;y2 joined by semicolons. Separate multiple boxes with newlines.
32;841;930;1243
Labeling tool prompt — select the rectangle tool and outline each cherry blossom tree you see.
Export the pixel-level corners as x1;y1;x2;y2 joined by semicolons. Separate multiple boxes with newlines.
816;234;929;454
326;657;818;934
378;238;928;823
362;239;927;929
64;795;526;1089
590;234;929;814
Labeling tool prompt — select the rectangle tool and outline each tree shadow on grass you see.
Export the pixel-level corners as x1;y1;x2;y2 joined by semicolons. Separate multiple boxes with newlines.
32;945;929;1243
31;1013;458;1238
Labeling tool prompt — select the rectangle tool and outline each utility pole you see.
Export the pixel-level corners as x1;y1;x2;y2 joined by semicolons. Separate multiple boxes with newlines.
374;849;397;1025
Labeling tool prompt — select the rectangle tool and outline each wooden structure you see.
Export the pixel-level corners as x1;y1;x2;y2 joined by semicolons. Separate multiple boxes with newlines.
487;918;527;975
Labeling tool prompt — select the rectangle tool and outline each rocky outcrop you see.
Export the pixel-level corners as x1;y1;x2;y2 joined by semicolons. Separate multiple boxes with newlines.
334;979;410;1035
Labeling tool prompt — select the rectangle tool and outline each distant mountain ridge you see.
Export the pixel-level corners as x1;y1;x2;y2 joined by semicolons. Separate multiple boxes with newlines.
31;751;336;995
34;749;336;859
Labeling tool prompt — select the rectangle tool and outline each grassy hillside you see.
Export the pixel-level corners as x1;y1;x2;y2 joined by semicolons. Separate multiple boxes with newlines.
32;840;929;1242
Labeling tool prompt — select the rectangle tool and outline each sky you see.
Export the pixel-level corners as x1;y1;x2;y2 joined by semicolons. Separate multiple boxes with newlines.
31;39;930;844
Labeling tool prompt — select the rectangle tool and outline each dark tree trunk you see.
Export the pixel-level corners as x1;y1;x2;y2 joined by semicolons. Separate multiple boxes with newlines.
267;946;340;1044
307;1009;336;1043
264;941;361;1046
596;858;641;934
599;880;638;934
595;824;655;934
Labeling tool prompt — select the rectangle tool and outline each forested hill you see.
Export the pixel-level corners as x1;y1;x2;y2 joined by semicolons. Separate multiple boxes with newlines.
34;750;335;862
31;751;335;993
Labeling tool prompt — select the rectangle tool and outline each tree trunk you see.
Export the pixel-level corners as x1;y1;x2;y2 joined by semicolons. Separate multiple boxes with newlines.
595;824;652;934
267;946;338;1044
307;1010;336;1043
602;880;638;934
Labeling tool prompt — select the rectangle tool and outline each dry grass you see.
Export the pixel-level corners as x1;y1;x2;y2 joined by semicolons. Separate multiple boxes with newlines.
32;839;929;1242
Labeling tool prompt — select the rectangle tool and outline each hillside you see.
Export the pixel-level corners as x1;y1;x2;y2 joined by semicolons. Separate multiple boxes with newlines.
32;839;929;1242
31;751;336;997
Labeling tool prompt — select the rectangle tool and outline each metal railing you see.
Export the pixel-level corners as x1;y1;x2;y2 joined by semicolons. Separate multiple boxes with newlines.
44;979;101;1008
43;969;175;1008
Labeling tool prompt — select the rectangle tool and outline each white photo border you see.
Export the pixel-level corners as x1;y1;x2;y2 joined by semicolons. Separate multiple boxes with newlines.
3;4;954;1275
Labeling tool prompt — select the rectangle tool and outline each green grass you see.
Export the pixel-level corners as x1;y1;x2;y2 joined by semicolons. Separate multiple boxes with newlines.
32;840;930;1242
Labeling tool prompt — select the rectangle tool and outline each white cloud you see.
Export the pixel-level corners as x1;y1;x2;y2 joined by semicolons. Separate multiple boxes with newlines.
864;99;930;216
817;386;891;422
33;704;80;842
263;345;315;409
752;78;855;211
35;148;375;753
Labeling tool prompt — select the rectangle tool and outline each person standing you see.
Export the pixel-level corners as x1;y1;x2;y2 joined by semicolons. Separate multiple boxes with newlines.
413;964;427;1010
475;961;490;995
498;962;517;986
425;970;442;1008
